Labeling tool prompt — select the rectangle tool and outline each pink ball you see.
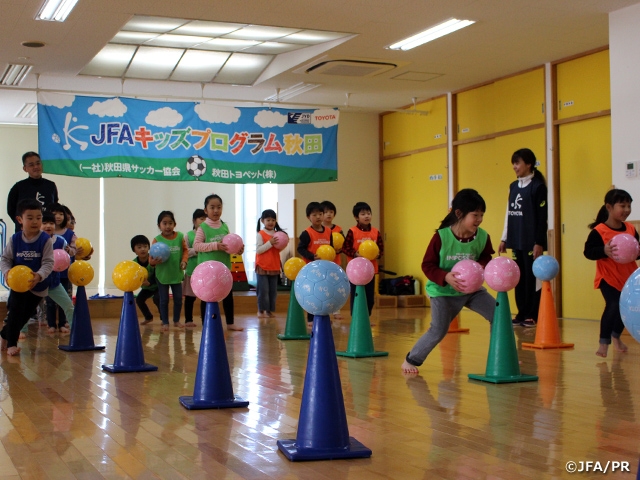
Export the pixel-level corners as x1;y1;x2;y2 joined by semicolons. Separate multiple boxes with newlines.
611;233;639;264
484;256;520;292
53;249;71;272
222;233;244;255
451;259;484;293
272;231;289;251
346;257;375;285
190;261;234;302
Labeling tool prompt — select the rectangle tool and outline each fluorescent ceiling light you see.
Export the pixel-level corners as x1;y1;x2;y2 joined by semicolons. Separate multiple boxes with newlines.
224;25;301;41
16;103;37;118
126;46;184;80
1;64;33;85
173;20;245;37
282;30;350;44
36;0;78;21
145;34;210;48
196;38;260;52
389;18;475;50
80;44;136;77
112;31;159;44
214;53;273;85
265;83;321;102
122;16;187;33
170;50;230;82
243;42;305;54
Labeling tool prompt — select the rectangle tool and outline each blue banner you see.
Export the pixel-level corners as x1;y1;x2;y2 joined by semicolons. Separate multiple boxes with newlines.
37;93;339;184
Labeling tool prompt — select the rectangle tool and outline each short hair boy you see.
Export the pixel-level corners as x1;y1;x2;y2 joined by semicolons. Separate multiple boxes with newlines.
342;201;384;315
0;199;54;355
131;235;159;325
297;202;333;322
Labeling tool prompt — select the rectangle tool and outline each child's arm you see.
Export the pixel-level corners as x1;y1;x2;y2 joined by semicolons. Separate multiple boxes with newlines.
31;238;54;288
297;231;315;261
180;235;189;270
341;230;356;258
193;226;228;253
0;239;14;277
66;232;78;257
256;232;274;255
148;238;160;266
421;233;448;286
584;229;609;260
498;200;510;254
478;235;496;268
375;229;384;259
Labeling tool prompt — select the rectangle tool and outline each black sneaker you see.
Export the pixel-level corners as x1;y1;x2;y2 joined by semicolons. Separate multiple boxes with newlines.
522;319;537;328
512;318;523;326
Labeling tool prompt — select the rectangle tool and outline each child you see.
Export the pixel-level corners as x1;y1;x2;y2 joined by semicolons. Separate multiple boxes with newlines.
498;148;548;327
183;209;207;327
401;189;496;375
131;235;160;326
255;209;284;318
150;211;188;332
48;203;77;327
297;201;333;322
342;201;384;316
41;212;74;333
321;200;345;319
193;194;244;331
584;189;637;358
0;199;54;356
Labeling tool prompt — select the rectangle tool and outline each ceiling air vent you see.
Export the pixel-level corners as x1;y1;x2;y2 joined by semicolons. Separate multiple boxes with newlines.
305;60;396;77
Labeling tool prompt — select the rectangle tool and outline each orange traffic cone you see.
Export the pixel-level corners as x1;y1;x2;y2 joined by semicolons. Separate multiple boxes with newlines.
522;281;573;349
447;316;469;334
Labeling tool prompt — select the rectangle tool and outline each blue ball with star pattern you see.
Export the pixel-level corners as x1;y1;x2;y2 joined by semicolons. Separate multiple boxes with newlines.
294;260;349;316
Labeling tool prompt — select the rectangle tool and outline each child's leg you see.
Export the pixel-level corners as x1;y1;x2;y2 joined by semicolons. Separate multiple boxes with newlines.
184;295;196;323
136;289;155;324
157;282;170;326
46;295;58;330
48;285;75;330
598;281;625;356
402;295;465;372
349;282;357;315
199;299;205;324
2;291;41;350
171;283;184;327
36;298;47;326
57;277;73;326
364;277;376;315
465;288;496;323
256;274;269;313
267;274;278;314
222;291;242;330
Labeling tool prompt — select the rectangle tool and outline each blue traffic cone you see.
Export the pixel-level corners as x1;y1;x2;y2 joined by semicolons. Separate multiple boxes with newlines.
59;285;105;352
337;285;388;358
468;291;538;384
277;314;371;461
180;301;248;409
102;291;157;373
278;282;311;340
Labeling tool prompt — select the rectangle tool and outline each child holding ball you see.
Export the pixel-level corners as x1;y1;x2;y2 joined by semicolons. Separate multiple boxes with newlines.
584;189;638;357
401;189;495;375
151;211;188;332
193;194;244;331
183;208;207;327
255;209;284;318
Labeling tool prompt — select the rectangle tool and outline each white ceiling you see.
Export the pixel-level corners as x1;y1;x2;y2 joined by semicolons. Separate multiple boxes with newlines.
1;0;639;124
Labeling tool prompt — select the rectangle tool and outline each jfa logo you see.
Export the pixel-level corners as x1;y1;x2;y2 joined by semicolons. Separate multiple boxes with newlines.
288;112;311;124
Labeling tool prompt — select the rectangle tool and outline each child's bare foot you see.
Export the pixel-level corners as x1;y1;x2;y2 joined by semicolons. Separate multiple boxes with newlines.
596;344;608;358
160;324;169;332
59;325;70;334
613;337;628;353
227;324;244;331
267;311;275;318
7;346;21;356
185;322;197;328
401;360;419;375
47;327;56;334
18;332;26;340
140;319;153;325
1;338;7;351
257;311;268;318
174;322;185;329
333;313;343;319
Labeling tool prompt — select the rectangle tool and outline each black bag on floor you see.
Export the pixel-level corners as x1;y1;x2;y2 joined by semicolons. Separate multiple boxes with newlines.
379;276;414;295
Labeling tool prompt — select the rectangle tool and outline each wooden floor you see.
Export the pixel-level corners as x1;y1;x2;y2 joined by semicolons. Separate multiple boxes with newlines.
0;302;639;479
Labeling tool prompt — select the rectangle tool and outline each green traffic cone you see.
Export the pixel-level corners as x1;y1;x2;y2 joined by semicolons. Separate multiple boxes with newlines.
278;282;311;340
468;291;537;384
337;285;388;358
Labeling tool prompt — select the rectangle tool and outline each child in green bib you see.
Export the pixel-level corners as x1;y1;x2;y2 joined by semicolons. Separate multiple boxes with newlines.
401;189;496;375
193;194;244;331
183;208;207;327
150;211;188;332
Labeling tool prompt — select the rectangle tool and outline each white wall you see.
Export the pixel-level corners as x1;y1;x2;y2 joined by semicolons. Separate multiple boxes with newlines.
1;110;380;292
610;3;640;216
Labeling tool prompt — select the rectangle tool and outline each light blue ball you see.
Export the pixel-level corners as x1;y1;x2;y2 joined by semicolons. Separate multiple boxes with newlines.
620;268;640;343
150;242;171;263
294;260;349;316
532;255;559;281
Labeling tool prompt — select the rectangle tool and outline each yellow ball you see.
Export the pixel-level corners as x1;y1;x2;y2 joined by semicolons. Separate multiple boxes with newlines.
75;238;92;260
112;260;146;292
68;260;94;286
139;265;149;281
358;240;379;261
7;265;34;292
316;245;336;261
332;232;344;251
284;257;306;281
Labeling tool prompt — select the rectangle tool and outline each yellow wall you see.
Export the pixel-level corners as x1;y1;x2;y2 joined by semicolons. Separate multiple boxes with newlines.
557;49;610;119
